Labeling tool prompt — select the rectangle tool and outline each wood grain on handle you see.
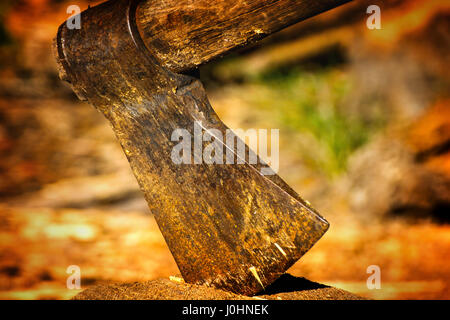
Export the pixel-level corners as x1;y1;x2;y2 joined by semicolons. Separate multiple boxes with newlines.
136;0;351;72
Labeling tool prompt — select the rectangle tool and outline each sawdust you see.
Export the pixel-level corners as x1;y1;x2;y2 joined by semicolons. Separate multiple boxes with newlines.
72;274;364;300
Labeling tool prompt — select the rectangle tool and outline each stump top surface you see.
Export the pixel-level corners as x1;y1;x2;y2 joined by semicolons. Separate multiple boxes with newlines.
73;274;365;300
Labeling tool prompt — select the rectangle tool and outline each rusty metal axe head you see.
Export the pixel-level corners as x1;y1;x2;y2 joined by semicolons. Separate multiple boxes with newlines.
53;0;349;295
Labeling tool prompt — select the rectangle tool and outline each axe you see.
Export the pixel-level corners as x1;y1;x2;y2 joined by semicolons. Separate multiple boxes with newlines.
54;0;350;295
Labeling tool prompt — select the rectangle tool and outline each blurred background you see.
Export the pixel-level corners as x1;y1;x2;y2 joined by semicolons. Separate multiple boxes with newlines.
0;0;449;299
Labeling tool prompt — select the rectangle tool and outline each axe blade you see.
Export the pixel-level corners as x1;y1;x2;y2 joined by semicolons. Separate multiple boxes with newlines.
54;0;330;295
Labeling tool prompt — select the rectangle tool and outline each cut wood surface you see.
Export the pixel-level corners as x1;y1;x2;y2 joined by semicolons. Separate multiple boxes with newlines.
73;274;365;300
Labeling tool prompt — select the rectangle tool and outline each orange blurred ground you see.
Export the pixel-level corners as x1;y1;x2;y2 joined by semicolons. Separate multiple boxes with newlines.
0;206;449;300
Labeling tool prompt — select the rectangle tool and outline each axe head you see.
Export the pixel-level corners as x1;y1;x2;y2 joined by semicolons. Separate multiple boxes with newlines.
54;0;329;295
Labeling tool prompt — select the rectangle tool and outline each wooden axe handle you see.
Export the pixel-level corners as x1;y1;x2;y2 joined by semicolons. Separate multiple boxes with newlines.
136;0;352;72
